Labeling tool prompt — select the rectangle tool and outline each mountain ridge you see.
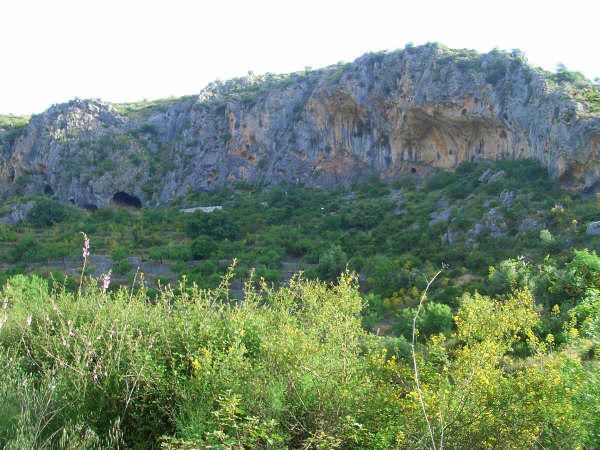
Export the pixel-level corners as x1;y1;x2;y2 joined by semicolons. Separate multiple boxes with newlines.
1;43;599;208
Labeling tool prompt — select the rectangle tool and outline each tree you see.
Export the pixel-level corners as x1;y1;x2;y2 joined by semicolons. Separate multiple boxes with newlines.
191;235;217;259
401;288;591;449
185;211;239;240
26;199;70;228
317;245;348;281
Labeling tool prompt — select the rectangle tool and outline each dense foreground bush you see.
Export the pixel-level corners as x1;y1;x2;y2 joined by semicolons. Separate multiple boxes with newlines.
0;264;598;448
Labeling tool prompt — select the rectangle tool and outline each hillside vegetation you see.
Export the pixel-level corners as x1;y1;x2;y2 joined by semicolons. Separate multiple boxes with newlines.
0;253;598;448
1;160;599;330
0;160;599;447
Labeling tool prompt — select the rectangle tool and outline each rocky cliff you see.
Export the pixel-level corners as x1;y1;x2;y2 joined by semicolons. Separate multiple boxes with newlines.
1;43;599;207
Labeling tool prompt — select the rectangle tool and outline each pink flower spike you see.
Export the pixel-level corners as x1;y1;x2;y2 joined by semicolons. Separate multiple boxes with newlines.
80;232;90;260
100;270;112;293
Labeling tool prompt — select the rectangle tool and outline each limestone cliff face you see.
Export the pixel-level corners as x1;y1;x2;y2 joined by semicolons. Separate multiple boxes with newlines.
1;44;599;207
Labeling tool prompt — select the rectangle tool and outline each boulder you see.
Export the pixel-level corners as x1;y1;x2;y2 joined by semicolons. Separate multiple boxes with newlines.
0;201;35;225
429;206;452;225
499;190;515;204
478;169;494;183
488;170;507;183
466;207;507;245
586;221;600;236
479;170;507;184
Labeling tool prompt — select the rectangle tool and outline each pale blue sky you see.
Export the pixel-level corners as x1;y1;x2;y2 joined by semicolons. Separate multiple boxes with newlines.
1;0;598;115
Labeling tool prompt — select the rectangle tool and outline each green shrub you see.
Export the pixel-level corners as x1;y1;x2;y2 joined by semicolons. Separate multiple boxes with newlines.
394;301;453;339
112;259;132;274
147;245;192;262
193;260;218;276
191;235;217;259
0;261;597;448
254;247;284;269
254;265;282;283
362;292;385;329
340;199;389;230
9;236;43;263
424;169;459;190
317;245;348;281
26;199;71;228
110;245;130;261
170;261;188;274
185;210;240;240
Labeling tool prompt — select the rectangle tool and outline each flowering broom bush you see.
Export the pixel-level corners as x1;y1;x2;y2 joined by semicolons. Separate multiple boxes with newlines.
0;234;598;448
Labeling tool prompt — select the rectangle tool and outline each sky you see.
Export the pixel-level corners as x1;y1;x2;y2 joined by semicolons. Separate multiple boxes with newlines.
1;0;598;115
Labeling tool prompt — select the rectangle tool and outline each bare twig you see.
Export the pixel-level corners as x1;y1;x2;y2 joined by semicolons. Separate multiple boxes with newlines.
129;266;141;302
411;267;444;450
124;363;145;414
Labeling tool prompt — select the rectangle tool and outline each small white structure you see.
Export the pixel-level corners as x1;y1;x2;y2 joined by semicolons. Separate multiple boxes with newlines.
179;206;223;213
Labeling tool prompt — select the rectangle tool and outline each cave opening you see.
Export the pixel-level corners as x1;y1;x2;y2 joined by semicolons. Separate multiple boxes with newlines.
410;167;417;174
112;191;142;209
44;184;54;196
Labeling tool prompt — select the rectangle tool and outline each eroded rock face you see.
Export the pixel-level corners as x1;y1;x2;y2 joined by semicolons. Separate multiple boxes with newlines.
1;44;599;206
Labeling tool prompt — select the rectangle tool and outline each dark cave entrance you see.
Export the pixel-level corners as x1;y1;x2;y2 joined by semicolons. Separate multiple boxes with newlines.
112;191;142;209
44;184;54;196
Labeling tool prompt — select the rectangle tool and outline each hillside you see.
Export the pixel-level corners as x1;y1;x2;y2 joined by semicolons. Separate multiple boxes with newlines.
1;211;599;448
2;159;600;333
1;43;600;210
1;43;600;448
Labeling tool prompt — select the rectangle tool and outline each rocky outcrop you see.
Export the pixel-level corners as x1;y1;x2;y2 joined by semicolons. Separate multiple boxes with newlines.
479;169;507;183
1;43;599;207
429;200;452;226
467;207;508;245
586;221;600;236
0;201;35;225
499;190;515;204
